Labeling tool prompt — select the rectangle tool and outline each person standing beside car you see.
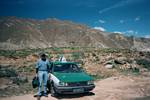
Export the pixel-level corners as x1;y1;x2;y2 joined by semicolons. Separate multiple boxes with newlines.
36;53;50;97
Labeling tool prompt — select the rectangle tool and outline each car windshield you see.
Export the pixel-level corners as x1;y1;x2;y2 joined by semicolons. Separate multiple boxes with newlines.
53;64;82;73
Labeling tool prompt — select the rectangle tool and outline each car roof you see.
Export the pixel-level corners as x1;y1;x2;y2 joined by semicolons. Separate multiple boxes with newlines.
51;61;77;65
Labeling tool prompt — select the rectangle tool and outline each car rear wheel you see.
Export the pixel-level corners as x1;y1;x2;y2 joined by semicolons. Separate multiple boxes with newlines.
47;80;51;93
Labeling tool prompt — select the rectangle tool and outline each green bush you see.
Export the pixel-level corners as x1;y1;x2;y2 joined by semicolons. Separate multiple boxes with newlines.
12;77;28;85
0;67;18;78
136;59;150;70
72;52;81;60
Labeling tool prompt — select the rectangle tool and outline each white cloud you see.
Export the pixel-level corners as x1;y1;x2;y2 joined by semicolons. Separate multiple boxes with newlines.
125;30;138;35
114;31;124;34
126;30;134;34
99;0;143;14
119;20;124;24
99;19;105;24
93;26;106;31
135;16;140;21
113;30;138;36
144;35;150;38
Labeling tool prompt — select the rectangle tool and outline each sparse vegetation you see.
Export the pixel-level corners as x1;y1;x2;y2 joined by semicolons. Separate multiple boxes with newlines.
136;59;150;70
0;66;17;78
0;48;150;97
17;64;35;73
12;77;29;85
72;52;81;60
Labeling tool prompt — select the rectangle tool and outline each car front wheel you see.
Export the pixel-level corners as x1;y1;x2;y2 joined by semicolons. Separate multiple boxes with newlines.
50;83;58;97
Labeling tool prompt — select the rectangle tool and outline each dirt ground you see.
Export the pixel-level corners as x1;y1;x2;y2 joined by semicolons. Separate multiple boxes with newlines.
1;75;150;100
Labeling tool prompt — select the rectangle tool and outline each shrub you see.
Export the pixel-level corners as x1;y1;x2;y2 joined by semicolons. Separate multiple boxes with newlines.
0;67;18;78
12;77;28;85
136;59;150;70
72;52;81;60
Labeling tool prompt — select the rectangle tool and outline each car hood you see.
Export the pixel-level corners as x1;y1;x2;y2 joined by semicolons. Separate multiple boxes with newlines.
53;72;93;82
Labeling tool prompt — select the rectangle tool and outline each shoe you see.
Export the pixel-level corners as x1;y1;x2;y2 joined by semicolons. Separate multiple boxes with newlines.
43;94;48;97
34;94;41;97
38;95;42;97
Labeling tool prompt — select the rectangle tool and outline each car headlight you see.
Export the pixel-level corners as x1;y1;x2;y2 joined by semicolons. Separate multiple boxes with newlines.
59;82;68;86
87;81;94;85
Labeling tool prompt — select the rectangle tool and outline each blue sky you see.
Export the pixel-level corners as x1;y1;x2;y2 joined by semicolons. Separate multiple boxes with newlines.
0;0;150;38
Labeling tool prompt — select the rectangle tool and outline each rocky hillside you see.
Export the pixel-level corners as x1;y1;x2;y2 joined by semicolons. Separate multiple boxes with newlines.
0;16;150;51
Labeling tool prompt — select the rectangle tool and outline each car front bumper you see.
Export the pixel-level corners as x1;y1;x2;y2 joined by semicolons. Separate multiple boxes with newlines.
54;84;95;94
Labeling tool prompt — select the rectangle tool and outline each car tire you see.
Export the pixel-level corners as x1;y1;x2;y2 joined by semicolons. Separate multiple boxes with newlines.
47;81;51;93
50;83;58;97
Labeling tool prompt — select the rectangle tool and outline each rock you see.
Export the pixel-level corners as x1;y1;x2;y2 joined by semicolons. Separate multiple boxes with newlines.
119;63;131;70
140;68;148;72
114;57;127;64
0;85;8;89
26;54;38;62
105;64;113;69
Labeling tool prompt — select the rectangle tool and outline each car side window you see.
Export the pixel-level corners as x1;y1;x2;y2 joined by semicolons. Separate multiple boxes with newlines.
49;63;53;73
71;64;78;71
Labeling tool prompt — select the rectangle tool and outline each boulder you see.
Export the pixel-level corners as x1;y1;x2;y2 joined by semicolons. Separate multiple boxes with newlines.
105;64;113;69
114;57;127;64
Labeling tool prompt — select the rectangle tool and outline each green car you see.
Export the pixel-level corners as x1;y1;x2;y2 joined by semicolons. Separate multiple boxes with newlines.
49;61;95;96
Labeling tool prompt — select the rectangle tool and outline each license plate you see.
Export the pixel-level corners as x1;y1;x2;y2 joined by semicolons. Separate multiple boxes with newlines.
73;88;84;93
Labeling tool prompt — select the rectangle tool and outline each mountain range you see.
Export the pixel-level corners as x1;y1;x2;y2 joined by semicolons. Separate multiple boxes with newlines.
0;16;150;51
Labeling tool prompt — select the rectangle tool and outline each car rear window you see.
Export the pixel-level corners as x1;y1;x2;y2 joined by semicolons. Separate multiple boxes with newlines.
53;64;81;73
